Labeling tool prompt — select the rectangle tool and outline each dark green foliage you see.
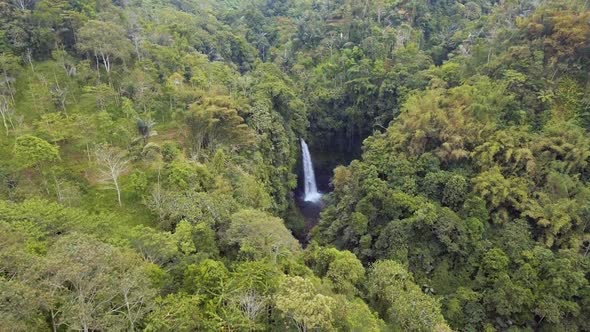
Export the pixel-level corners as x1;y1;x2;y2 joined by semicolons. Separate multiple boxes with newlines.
314;1;590;330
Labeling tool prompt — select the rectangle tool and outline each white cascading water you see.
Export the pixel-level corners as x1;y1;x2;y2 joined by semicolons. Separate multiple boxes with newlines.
301;138;322;202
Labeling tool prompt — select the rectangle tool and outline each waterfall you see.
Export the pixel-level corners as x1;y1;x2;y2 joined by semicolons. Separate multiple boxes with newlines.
301;138;322;202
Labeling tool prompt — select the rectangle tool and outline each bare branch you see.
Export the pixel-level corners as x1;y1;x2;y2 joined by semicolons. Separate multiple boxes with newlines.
95;145;129;206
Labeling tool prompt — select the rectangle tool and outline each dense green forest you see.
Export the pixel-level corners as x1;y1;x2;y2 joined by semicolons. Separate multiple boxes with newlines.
1;0;590;330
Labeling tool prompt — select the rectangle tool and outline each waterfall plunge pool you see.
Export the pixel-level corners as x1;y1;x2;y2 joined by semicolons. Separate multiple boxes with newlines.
290;139;328;244
290;138;361;244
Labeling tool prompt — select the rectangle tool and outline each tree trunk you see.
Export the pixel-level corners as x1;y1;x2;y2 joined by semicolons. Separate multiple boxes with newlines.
124;292;135;330
3;72;16;104
26;48;35;72
50;310;58;332
100;51;110;73
0;109;8;135
54;176;63;202
95;54;101;79
133;35;142;61
114;178;122;207
86;143;91;162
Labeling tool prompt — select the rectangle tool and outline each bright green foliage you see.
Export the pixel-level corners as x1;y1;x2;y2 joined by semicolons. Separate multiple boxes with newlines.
174;220;196;255
186;97;255;156
368;260;451;332
0;199;125;241
183;259;229;298
331;296;385;332
14;135;59;169
472;167;529;212
325;249;365;296
275;276;336;331
166;159;213;191
128;225;178;264
144;293;205;332
305;245;365;296
225;209;300;260
233;172;273;211
77;20;132;73
151;189;239;229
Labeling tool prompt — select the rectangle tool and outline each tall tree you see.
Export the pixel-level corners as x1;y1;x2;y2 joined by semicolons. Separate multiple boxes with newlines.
275;276;335;332
95;145;129;207
77;20;132;75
